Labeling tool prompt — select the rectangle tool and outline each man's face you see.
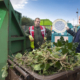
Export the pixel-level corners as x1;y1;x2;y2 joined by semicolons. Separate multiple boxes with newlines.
34;19;40;27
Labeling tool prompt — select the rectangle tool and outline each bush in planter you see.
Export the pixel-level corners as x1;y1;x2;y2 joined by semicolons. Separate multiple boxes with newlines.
14;36;80;75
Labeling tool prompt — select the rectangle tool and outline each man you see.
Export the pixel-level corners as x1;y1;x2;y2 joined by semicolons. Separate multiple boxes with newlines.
25;18;51;49
66;26;80;53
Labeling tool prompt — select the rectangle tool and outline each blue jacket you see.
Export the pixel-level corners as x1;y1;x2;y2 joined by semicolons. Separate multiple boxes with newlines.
67;28;80;53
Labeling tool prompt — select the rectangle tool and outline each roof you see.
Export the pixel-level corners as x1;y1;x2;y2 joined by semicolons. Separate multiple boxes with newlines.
40;19;52;26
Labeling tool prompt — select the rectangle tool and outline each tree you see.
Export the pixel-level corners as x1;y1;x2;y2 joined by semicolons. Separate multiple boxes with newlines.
21;16;34;26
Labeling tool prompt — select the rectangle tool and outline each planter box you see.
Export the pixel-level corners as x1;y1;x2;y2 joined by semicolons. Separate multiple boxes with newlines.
8;59;80;80
6;67;23;80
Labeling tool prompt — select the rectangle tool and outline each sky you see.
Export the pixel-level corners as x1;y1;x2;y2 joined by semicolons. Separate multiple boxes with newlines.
10;0;80;26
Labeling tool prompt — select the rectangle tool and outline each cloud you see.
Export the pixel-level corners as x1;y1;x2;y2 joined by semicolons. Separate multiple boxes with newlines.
10;0;28;9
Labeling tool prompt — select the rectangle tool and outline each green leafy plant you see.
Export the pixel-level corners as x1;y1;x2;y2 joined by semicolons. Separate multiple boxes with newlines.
53;36;79;55
12;36;80;75
1;63;8;78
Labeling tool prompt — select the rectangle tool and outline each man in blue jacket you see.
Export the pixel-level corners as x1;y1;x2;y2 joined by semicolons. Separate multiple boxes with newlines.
66;26;80;53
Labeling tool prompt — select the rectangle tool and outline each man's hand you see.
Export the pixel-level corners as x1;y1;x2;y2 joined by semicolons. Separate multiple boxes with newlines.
44;37;47;41
29;35;34;41
65;26;69;30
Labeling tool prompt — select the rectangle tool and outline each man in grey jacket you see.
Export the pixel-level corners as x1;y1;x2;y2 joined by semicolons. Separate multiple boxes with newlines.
25;18;51;49
66;26;80;52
